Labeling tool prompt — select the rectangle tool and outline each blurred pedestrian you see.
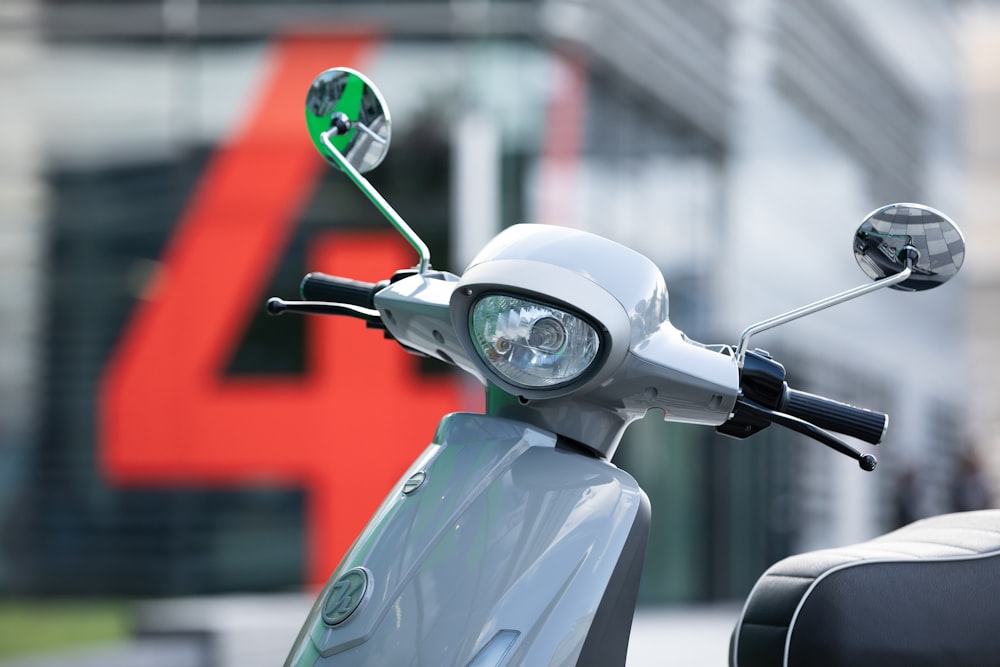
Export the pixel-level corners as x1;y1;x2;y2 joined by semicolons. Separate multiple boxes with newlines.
894;465;923;527
952;448;993;512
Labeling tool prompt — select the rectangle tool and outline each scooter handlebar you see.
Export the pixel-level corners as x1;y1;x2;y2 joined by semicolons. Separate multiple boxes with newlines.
300;272;380;309
780;388;888;445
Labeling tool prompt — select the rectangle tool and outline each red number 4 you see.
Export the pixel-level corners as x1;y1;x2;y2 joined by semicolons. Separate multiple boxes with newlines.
100;34;467;585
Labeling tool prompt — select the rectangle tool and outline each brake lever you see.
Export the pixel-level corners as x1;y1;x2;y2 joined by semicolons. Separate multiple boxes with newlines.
737;398;877;471
265;297;382;325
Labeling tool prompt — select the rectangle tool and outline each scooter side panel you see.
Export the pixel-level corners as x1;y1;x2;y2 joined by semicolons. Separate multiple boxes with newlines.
285;412;648;667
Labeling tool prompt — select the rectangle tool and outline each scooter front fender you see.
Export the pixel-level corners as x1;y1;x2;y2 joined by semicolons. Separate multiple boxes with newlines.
286;413;650;667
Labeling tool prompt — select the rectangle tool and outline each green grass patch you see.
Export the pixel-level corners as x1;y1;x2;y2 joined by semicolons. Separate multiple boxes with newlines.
0;600;130;659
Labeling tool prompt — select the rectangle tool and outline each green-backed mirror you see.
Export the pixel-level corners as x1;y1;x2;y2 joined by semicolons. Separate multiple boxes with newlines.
853;203;965;291
305;67;391;173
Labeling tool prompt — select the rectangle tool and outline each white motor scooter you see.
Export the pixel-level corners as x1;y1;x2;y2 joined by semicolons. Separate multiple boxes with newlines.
270;68;993;667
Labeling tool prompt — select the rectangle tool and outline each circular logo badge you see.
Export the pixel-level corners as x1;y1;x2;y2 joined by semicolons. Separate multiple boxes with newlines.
322;568;369;626
402;471;426;495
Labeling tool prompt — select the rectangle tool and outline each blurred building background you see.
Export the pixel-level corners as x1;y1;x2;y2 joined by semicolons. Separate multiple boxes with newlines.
0;0;995;663
964;0;1000;517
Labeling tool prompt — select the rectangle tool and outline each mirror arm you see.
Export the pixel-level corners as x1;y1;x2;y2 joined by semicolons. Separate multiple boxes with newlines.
320;128;431;275
735;266;913;365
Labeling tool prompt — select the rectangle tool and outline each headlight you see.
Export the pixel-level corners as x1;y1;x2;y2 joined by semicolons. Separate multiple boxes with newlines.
470;294;600;389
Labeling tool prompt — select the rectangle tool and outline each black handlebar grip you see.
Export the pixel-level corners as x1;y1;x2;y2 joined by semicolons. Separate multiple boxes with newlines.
781;388;888;445
300;273;378;309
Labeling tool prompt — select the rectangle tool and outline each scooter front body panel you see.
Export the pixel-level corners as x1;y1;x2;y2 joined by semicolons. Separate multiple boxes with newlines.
286;412;650;667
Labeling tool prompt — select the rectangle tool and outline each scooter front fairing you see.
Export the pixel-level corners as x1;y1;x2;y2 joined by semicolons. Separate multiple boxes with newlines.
286;413;650;667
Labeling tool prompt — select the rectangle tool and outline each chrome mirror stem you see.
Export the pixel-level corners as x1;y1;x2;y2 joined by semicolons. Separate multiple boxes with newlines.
320;129;431;275
735;266;912;365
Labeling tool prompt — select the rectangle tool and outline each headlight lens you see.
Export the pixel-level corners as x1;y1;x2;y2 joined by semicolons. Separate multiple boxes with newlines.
470;295;600;388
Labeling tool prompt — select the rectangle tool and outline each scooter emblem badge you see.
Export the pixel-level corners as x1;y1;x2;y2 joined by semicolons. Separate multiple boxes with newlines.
322;567;369;626
402;470;426;495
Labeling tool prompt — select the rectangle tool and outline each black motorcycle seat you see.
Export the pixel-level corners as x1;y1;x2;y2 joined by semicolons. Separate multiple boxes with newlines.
730;509;1000;667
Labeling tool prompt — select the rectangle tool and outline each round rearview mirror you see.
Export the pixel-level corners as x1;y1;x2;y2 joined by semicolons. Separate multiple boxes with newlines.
305;67;391;173
853;203;965;291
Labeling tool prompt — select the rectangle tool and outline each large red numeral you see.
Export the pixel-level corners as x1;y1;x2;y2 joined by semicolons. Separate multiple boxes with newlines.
100;34;469;585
